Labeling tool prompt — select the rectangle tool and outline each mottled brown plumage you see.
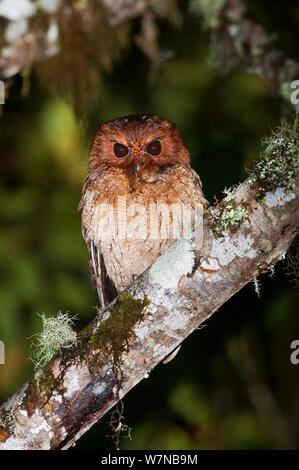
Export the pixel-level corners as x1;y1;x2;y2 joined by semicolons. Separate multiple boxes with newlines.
79;114;206;307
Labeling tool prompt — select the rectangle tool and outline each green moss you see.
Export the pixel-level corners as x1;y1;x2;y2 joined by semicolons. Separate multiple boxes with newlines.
255;193;266;204
0;389;26;431
252;117;298;199
88;292;149;373
0;409;15;431
212;190;248;235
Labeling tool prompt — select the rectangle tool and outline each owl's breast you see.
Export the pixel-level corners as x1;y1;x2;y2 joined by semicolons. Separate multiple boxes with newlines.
81;164;205;244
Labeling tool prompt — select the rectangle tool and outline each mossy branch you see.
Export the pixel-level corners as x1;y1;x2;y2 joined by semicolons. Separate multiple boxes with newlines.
0;118;298;450
1;0;299;118
198;0;299;98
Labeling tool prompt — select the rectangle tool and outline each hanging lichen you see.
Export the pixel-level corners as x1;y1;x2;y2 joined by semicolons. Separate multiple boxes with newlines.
36;0;130;119
30;311;78;369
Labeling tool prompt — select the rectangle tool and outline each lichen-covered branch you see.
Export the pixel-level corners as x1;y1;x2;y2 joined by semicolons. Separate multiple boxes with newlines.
0;118;298;450
1;0;298;117
191;0;299;98
0;0;177;116
0;0;164;78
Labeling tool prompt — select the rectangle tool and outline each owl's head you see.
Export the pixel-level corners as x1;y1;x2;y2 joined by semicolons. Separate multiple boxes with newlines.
88;114;190;171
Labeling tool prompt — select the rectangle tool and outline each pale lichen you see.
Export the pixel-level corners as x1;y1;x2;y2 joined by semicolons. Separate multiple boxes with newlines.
0;0;36;20
200;257;220;272
29;311;78;369
134;325;149;341
0;384;27;432
211;233;257;266
265;187;296;207
251;117;298;200
149;237;196;288
189;0;227;29
212;206;248;234
212;185;249;235
252;277;261;297
63;363;91;399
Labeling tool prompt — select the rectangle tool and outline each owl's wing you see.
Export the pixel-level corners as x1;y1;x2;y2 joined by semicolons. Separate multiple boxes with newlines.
80;174;118;308
190;168;208;208
86;238;118;308
191;167;203;190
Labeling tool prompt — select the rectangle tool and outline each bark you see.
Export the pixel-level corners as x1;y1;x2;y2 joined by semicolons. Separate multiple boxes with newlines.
0;174;298;449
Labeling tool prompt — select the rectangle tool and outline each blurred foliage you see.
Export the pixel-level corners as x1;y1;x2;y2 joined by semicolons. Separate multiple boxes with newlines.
0;0;298;450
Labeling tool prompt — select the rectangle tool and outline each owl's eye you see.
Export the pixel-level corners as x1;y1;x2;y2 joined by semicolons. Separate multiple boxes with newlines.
113;142;130;158
146;140;162;156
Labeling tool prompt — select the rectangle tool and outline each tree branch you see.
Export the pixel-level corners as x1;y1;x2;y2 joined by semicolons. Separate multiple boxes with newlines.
0;118;298;448
191;0;299;98
0;0;176;79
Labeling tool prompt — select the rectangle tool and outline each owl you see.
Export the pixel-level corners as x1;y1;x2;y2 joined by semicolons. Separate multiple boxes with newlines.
79;114;206;307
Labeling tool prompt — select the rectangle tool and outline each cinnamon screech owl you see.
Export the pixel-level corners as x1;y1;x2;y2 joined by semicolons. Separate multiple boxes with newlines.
79;114;206;307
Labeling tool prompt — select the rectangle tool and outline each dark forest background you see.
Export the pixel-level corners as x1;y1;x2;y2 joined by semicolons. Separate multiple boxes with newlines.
0;0;298;449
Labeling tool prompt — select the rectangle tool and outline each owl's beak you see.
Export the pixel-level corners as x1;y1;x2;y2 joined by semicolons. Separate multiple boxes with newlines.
132;147;145;171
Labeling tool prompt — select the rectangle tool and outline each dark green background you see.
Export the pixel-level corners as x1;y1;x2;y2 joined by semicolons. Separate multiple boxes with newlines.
0;0;298;449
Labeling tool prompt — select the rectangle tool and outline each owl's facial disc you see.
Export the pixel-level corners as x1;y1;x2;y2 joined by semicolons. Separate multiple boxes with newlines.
89;114;191;170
